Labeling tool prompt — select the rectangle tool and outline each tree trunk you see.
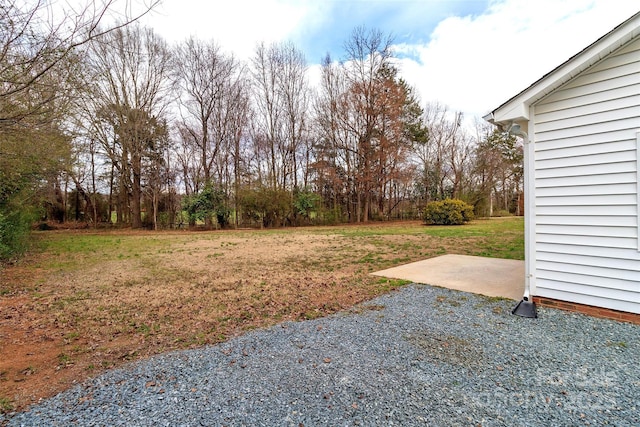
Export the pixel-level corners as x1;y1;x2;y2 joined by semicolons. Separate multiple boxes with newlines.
90;144;99;226
131;152;142;228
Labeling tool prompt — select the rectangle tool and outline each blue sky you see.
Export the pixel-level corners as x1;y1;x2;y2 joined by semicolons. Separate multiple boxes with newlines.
288;0;490;63
142;0;639;122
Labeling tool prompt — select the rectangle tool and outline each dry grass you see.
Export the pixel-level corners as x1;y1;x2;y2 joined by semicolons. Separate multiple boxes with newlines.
0;218;523;412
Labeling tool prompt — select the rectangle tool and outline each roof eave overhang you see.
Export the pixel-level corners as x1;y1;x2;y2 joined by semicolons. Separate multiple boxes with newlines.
485;11;640;128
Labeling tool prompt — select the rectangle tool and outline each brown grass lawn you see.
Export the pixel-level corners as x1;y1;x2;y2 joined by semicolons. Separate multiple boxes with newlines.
0;218;523;413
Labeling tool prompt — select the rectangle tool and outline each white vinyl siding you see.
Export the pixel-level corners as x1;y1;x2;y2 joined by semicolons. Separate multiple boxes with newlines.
637;132;640;251
531;37;640;314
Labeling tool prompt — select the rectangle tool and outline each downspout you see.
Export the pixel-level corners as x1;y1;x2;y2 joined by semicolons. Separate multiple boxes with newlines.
508;122;537;318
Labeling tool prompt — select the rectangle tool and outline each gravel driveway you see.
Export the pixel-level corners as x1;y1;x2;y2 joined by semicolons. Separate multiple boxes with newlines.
3;284;639;426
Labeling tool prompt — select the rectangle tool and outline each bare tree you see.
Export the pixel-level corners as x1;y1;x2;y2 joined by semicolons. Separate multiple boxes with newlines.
225;75;251;227
314;54;352;221
314;28;419;222
142;121;170;230
251;41;310;191
472;122;523;216
174;38;236;186
173;37;250;227
252;42;282;190
275;42;309;190
342;27;394;222
416;102;456;201
85;24;171;228
0;0;158;129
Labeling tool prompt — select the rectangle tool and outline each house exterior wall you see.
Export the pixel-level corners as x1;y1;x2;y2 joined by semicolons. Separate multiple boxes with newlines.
530;37;640;314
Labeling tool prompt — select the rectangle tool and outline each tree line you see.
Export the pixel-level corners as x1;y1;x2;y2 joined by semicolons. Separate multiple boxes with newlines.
0;1;523;254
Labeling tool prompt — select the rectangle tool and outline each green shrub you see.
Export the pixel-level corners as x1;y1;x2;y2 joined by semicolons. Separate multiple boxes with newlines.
182;185;229;227
237;187;292;228
293;189;320;221
423;199;474;225
0;209;34;261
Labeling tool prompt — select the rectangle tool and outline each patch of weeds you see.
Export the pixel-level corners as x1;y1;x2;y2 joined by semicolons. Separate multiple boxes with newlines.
52;292;91;309
63;331;80;343
57;353;73;368
216;316;230;326
387;256;412;265
136;323;152;335
302;309;323;320
472;295;511;313
206;253;224;259
373;278;410;293
435;295;461;307
121;349;138;361
358;253;382;264
0;396;14;414
189;332;208;346
0;370;7;381
71;345;87;355
479;294;510;303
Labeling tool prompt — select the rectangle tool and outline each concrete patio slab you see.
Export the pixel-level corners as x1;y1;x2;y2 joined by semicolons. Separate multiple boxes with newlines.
371;254;525;300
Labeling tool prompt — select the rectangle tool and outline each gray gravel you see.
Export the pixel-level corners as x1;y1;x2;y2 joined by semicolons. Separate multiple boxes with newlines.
3;284;639;426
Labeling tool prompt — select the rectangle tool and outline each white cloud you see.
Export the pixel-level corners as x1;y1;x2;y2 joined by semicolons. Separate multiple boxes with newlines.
396;0;640;121
142;0;319;57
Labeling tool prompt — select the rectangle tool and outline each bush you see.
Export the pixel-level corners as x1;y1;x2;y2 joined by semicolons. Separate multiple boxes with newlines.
293;189;320;225
237;187;292;228
182;185;229;228
0;209;35;261
423;199;474;225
